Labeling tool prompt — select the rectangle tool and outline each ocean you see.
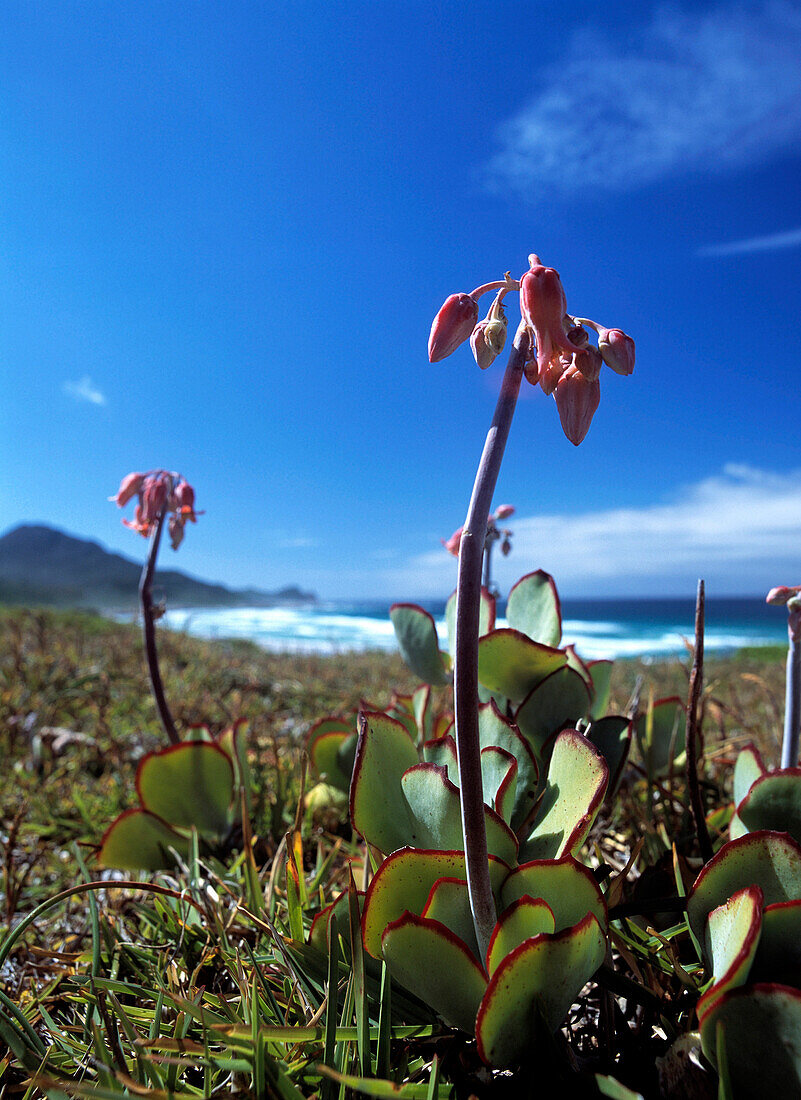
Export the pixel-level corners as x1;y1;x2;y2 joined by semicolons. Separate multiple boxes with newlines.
160;596;788;660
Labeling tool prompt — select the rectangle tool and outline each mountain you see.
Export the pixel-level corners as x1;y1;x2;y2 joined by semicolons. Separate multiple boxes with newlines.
0;525;316;611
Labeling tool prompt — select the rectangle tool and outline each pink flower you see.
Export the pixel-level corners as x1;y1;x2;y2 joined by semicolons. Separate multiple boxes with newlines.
598;328;635;376
111;472;145;508
441;526;464;557
519;256;583;390
173;480;197;521
493;504;514;520
428;294;479;362
767;586;801;606
554;364;601;446
168;514;185;550
122;503;152;537
141;474;170;526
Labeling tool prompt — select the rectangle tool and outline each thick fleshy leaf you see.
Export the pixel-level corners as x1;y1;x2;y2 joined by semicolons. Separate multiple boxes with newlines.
587;660;614;720
635;696;687;777
413;685;432;742
361;848;510;958
739;769;801;846
505;571;562;648
586;716;632;797
697;885;763;1020
564;645;593;692
381;914;487;1032
729;810;748;840
733;742;767;806
309;730;354;792
478;629;567;702
480;747;518;823
475;913;606;1067
349;711;419;853
687;831;801;954
520;731;608;862
390;604;450;685
217;719;251;799
751;901;801;988
500;856;607;932
400;763;519;865
136;742;235;834
445;587;496;657
485;896;555;974
385;694;419;743
478;702;539;831
421;734;458;782
308;889;365;956
514;667;592;760
420;876;479;960
699;983;801;1090
98;809;191;870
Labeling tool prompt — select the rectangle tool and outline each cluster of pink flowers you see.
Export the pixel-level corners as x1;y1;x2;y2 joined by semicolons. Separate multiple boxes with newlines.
428;255;634;445
111;470;199;550
442;504;515;558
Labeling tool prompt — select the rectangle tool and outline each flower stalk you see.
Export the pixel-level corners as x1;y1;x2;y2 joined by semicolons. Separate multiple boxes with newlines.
139;502;180;745
453;324;529;957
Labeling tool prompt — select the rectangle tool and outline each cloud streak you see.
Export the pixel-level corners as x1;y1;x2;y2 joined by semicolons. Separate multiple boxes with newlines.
698;227;801;256
63;375;107;406
379;465;801;598
486;3;801;197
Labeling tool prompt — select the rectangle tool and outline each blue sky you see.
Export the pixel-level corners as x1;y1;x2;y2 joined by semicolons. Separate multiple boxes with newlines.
2;0;801;601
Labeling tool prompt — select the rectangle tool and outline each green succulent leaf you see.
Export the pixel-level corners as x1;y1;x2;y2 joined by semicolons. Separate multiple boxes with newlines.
400;763;519;865
733;742;767;807
381;913;487;1032
477;629;567;702
585;716;632;797
475;913;606;1067
361;848;511;959
505;571;562;648
98;809;192;870
390;604;450;686
514;667;592;761
349;711;419;854
478;702;539;832
217;719;251;809
136;741;235;835
413;684;432;742
500;855;608;932
445;587;496;656
751;901;801;988
586;660;614;720
485;895;555;974
635;696;686;777
420;876;479;961
687;831;801;955
697;885;763;1020
421;734;458;782
480;747;518;823
309;730;356;792
309;888;365;958
699;983;801;1092
738;769;801;847
520;731;608;862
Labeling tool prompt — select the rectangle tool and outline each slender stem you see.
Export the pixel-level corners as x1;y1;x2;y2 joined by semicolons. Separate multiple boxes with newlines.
483;538;492;591
454;325;529;959
685;580;712;863
139;506;179;745
782;628;801;768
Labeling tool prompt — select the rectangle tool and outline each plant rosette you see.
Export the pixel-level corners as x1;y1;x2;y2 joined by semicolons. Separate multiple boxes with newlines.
335;847;609;1067
98;720;250;870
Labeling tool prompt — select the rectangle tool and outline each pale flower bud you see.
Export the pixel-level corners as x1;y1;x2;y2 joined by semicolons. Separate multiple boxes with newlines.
598;328;635;376
494;504;514;520
441;526;464;557
428;293;479;362
111;472;145;508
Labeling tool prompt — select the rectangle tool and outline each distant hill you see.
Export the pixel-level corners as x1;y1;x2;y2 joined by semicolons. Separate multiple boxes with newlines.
0;525;316;611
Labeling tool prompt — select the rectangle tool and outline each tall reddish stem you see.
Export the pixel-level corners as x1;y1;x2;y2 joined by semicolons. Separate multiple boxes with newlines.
139;506;179;745
454;326;529;957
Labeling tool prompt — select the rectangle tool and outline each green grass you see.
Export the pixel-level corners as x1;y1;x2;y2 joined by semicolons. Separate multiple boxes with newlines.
0;606;789;1096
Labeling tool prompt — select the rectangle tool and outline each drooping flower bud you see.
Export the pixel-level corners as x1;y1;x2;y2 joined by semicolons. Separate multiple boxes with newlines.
598;328;635;376
168;514;186;550
574;346;602;383
494;504;514;520
554;364;601;446
142;474;170;526
174;480;197;521
428;294;479;362
501;537;511;556
767;586;801;605
111;472;145;508
441;526;464;557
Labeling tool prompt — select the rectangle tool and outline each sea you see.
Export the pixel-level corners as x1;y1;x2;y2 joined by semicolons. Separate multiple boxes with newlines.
160;596;789;661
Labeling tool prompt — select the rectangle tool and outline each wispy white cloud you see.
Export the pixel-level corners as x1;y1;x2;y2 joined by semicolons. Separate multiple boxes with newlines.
698;227;801;256
378;465;801;598
63;375;107;406
486;3;801;197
